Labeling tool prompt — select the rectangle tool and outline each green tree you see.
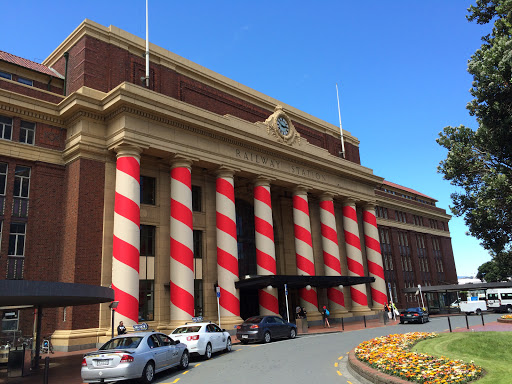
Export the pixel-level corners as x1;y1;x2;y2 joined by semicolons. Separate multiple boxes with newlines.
437;1;512;277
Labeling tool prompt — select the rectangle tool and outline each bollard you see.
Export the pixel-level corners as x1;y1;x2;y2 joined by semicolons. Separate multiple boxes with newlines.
465;314;469;329
341;317;344;331
43;356;49;384
447;316;452;333
481;312;485;326
363;315;367;328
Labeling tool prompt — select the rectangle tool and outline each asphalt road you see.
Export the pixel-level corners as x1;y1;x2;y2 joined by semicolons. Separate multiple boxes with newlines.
144;313;503;384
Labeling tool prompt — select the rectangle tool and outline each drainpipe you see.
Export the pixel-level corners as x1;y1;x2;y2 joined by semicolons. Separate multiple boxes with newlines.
63;52;69;96
47;75;52;91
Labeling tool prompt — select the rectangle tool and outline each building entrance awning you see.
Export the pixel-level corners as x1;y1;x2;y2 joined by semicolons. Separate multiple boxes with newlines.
235;275;374;290
0;280;114;308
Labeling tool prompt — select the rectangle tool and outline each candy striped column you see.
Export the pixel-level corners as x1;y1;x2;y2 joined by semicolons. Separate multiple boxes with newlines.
170;159;194;323
112;146;141;327
342;199;370;312
216;168;242;324
363;203;387;309
319;194;347;314
293;187;318;313
254;177;278;316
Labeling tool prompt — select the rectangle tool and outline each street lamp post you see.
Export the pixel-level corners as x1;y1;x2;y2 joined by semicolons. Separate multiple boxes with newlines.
109;301;119;339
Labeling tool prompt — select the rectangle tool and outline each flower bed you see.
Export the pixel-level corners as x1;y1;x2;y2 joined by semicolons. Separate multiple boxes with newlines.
355;332;482;384
501;314;512;319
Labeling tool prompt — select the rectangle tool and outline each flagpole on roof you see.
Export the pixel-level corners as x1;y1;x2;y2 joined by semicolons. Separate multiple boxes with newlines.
145;0;150;87
336;83;345;158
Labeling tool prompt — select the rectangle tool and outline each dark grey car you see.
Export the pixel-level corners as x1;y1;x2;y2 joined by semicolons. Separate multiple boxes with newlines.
236;315;297;344
399;307;429;324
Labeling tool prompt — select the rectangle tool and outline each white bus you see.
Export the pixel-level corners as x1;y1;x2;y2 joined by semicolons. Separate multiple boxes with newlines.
486;289;512;313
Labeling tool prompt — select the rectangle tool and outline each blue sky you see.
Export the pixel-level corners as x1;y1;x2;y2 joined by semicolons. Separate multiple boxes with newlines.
2;1;492;276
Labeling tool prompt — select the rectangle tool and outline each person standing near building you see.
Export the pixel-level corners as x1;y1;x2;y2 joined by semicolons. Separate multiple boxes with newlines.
321;306;331;328
117;321;127;335
384;302;391;320
391;302;399;321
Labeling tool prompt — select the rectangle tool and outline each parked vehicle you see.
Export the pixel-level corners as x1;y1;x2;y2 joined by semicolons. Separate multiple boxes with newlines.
170;321;231;359
459;299;487;315
486;289;512;313
399;307;429;324
81;331;188;384
236;315;297;344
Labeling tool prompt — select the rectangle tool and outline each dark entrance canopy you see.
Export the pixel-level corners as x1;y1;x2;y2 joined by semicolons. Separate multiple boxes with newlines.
0;280;114;307
235;275;374;290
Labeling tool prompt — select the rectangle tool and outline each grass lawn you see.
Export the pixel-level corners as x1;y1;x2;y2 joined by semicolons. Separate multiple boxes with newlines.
412;332;512;384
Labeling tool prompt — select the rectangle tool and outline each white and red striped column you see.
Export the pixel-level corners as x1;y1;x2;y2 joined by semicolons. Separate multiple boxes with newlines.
112;145;142;327
293;187;319;314
363;203;387;309
254;177;278;316
319;194;347;314
216;168;242;324
342;199;370;312
170;159;194;323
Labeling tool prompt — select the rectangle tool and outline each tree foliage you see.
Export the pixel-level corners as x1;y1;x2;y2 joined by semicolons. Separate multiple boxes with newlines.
437;1;512;276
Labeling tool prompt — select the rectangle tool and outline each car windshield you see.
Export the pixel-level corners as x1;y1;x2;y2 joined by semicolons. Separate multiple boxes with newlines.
244;316;264;323
172;326;202;334
406;308;420;312
100;337;142;350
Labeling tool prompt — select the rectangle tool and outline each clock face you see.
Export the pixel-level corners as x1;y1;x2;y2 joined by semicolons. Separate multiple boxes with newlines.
277;116;289;136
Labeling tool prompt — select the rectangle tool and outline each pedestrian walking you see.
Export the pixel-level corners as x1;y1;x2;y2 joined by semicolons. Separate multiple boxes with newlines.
384;302;392;320
391;302;399;321
117;321;127;335
321;306;331;328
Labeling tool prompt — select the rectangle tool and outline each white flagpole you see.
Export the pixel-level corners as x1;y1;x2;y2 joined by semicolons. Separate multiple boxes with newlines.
145;0;150;87
336;83;346;158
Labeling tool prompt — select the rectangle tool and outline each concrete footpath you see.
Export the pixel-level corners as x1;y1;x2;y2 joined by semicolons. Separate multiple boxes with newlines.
2;316;510;384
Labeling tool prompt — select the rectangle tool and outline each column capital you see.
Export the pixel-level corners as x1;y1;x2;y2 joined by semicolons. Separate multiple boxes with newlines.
342;197;357;206
362;201;378;211
293;185;310;195
113;143;144;159
169;154;197;170
253;175;275;188
319;192;335;201
214;165;240;178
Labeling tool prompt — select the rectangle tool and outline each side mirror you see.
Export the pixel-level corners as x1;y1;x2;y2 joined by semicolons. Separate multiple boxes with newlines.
222;329;226;332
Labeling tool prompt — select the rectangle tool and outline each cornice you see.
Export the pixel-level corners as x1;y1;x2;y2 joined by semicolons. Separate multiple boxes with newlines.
0;140;64;166
376;219;451;238
0;89;63;126
376;195;451;219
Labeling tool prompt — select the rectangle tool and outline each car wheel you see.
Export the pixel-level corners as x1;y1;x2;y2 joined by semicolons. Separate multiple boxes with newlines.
179;351;189;370
507;306;512;313
140;361;155;384
476;309;482;315
225;337;232;352
204;343;212;360
400;320;404;324
263;331;271;344
289;328;296;339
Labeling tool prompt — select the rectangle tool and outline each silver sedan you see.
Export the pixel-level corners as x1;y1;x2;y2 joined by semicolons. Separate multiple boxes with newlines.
81;332;189;383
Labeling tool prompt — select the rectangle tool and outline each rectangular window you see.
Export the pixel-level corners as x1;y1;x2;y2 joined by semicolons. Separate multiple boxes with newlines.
0;71;12;80
13;166;31;198
192;185;202;212
140;225;155;256
193;230;203;258
194;279;203;317
140;176;156;205
19;121;35;145
138;280;154;321
0;162;7;195
1;310;19;332
7;222;26;279
0;115;13;140
17;77;33;86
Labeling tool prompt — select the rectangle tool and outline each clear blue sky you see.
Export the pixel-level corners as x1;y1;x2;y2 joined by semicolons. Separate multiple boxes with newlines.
2;1;492;276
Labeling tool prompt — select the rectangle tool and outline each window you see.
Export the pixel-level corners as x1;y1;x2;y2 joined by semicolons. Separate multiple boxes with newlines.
192;185;202;212
17;77;33;86
2;311;19;332
194;279;203;317
376;206;388;219
395;210;407;223
140;176;156;205
0;71;12;80
0;115;12;140
413;215;423;226
19;121;35;145
14;166;30;198
139;280;154;321
0;163;6;215
193;230;203;259
140;225;155;256
7;223;26;279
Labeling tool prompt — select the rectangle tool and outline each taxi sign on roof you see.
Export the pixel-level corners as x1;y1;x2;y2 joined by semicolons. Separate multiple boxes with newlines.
132;322;149;331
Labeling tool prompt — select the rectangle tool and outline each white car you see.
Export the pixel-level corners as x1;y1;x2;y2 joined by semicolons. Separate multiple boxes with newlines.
170;322;231;359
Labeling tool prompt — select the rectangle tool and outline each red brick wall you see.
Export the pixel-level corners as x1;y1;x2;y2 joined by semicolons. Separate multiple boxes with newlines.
54;35;361;164
0;78;64;103
57;158;105;330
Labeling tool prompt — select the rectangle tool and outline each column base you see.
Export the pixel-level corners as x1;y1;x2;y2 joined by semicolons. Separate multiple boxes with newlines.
331;309;353;319
349;307;374;316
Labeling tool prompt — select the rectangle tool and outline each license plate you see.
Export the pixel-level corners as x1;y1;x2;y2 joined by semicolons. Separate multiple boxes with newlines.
96;359;110;366
242;335;248;339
